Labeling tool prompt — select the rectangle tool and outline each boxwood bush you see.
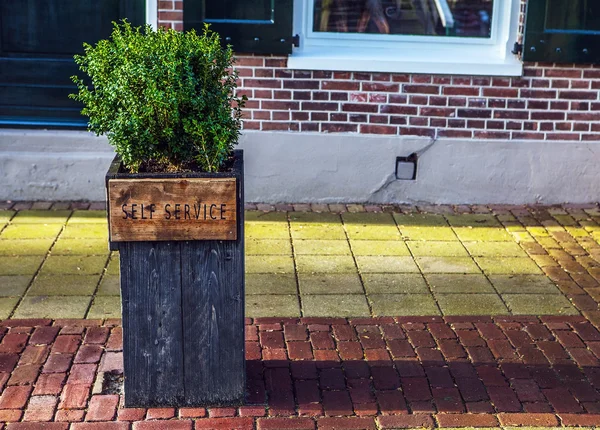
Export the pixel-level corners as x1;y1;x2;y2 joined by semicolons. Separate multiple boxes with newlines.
71;21;245;173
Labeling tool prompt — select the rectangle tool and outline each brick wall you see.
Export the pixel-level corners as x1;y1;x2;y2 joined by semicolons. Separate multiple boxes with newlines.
157;0;600;141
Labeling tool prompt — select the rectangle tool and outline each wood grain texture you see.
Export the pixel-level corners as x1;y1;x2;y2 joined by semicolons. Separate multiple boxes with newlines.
181;239;245;405
120;241;185;407
108;178;237;242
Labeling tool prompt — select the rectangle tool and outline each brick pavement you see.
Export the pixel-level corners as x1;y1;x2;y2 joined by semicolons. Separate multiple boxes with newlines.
0;317;599;427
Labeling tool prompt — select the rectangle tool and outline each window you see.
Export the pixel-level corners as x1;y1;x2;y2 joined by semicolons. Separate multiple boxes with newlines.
523;0;600;63
289;0;522;75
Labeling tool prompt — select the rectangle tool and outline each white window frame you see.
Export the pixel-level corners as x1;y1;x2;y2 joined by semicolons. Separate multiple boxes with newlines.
288;0;523;76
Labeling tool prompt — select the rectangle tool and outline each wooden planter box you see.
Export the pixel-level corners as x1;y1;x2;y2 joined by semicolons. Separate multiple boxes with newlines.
106;150;245;407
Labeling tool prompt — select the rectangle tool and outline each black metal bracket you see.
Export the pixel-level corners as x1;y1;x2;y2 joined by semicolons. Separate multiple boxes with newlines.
511;42;523;55
292;34;300;47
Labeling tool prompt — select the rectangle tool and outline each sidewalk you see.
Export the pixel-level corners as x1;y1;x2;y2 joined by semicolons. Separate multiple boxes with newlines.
0;201;599;428
0;202;599;321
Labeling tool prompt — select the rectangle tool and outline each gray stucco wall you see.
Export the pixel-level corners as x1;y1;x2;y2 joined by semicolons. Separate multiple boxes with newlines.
0;129;598;204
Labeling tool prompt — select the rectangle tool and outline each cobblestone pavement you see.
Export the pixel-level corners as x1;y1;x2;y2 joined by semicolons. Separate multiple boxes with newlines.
0;318;600;428
0;202;599;321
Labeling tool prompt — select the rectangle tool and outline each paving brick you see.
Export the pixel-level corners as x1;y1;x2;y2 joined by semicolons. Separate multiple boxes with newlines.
542;387;583;413
194;418;253;429
560;413;600;426
85;395;119;421
58;384;90;409
72;423;129;430
377;415;434;429
8;364;40;386
318;417;376;429
257;417;315;429
207;407;236;418
146;407;175;419
55;409;85;422
0;385;32;409
6;424;67;430
22;395;57;422
116;408;146;421
497;412;560;426
133;422;192;430
30;327;60;345
0;409;23;422
435;413;498;427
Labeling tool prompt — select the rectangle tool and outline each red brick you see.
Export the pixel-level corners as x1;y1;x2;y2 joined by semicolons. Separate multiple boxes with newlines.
0;354;18;373
337;342;363;360
85;395;119;421
238;406;266;417
377;415;434;429
0;386;32;409
84;327;110;344
59;384;90;409
497;412;559;426
43;354;72;374
19;346;49;365
316;417;375;430
436;413;498;427
257;418;315;429
116;408;146;421
542;387;583;413
208;407;236;418
6;424;67;430
288;342;313;360
376;390;408;414
0;334;28;353
67;364;97;385
283;325;307;342
133;422;192;430
560;413;600;426
403;85;439;95
8;364;40;386
309;332;334;350
22;395;57;422
52;336;80;354
0;409;23;422
105;328;122;351
99;352;123;373
33;373;65;396
323;390;353;416
72;424;129;430
194;418;253;429
74;345;103;364
146;407;175;419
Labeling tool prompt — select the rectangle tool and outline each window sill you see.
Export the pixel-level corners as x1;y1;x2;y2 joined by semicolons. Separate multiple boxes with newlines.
287;46;523;76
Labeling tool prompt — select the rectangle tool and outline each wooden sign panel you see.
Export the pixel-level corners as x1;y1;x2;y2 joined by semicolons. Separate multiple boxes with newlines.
108;178;237;242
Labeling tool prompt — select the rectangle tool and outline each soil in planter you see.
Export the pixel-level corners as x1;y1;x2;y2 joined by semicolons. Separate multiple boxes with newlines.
124;155;235;174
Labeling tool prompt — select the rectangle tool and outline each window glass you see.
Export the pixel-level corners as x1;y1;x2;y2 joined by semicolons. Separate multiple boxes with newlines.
545;0;600;32
312;0;494;38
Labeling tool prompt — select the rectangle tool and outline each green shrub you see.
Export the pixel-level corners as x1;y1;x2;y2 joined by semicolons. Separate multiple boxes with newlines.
71;21;245;173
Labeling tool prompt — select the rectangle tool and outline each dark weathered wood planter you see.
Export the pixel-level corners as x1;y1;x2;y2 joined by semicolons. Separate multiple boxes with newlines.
105;150;245;407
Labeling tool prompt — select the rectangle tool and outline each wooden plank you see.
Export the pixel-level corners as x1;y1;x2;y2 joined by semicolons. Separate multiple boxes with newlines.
181;239;245;405
180;158;244;406
108;178;237;242
120;241;185;407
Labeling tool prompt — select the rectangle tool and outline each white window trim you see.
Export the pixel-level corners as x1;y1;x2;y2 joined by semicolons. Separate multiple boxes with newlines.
288;0;523;76
146;0;158;29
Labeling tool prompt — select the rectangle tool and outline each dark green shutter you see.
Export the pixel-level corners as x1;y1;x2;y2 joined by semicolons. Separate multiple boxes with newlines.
523;0;600;63
0;0;145;128
184;0;294;55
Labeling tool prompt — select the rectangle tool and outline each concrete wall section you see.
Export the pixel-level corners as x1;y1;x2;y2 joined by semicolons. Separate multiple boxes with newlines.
1;129;598;204
238;132;600;204
0;130;114;201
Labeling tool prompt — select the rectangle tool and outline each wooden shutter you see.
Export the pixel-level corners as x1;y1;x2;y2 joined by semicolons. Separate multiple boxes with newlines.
184;0;294;55
523;0;600;63
0;0;145;128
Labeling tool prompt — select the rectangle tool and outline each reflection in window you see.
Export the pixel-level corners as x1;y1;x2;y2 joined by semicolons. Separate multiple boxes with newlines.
545;0;600;32
313;0;493;38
